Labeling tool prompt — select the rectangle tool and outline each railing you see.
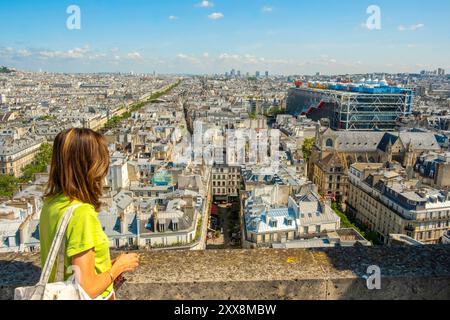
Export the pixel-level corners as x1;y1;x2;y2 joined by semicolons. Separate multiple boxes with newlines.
1;245;450;300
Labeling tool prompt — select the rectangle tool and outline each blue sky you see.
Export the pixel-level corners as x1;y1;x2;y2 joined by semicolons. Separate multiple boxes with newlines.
0;0;449;74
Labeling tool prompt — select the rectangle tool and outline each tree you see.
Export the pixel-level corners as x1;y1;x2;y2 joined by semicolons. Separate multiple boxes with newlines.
0;143;53;197
331;202;382;245
20;143;53;183
302;138;315;161
268;107;284;117
0;66;14;74
0;175;19;198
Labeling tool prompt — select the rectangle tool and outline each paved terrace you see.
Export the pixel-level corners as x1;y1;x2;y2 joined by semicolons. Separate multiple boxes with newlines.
1;245;449;300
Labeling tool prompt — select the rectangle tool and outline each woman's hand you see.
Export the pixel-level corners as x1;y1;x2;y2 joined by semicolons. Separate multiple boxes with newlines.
111;253;139;278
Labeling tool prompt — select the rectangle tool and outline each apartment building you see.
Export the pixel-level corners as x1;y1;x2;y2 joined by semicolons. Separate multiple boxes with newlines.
0;137;44;176
309;126;442;207
347;163;450;244
414;152;450;188
243;184;342;248
212;165;241;202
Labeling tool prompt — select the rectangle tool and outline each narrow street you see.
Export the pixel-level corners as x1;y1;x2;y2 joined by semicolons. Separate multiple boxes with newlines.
206;201;241;249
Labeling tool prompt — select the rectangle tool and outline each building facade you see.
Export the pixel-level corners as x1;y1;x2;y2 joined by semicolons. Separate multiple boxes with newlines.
287;82;413;131
309;127;442;207
347;163;450;244
243;185;341;248
212;165;241;202
0;137;44;176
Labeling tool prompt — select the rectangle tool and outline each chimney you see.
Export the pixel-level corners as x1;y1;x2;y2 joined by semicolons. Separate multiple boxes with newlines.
153;206;159;232
120;211;127;234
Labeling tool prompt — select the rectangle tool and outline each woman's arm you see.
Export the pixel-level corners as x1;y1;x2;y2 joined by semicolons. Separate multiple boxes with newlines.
72;249;139;299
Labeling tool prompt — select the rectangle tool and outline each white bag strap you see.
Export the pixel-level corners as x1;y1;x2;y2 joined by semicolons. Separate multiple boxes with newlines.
39;204;82;285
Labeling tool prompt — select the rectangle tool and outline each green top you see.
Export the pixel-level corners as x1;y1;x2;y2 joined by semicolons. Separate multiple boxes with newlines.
39;194;113;299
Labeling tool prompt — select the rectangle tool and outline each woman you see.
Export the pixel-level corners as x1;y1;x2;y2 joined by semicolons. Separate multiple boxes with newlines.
40;128;139;300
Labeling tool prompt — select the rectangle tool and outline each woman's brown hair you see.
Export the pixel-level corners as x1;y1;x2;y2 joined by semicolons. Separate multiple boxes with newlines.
45;128;110;211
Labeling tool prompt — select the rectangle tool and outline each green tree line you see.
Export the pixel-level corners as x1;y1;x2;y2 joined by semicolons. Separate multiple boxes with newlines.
104;80;182;129
331;202;381;245
0;143;53;198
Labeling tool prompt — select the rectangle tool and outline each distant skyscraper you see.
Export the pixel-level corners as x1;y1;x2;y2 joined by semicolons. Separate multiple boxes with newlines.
256;71;260;78
265;71;269;78
237;70;241;77
230;69;236;77
438;68;446;76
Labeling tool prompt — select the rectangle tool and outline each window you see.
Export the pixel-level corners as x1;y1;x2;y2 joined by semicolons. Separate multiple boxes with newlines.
115;239;120;248
316;225;321;233
303;226;309;234
128;238;134;246
326;139;334;148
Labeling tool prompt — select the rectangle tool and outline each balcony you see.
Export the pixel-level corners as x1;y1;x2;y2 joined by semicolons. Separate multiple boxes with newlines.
1;245;450;300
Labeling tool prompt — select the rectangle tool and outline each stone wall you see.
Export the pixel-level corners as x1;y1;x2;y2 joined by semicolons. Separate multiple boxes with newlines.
1;245;449;300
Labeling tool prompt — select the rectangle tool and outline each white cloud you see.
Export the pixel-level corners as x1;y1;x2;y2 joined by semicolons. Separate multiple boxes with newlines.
127;52;142;60
196;1;214;8
219;53;240;60
38;47;89;59
17;49;32;57
398;23;424;31
177;53;200;64
262;6;273;13
89;53;107;60
208;12;224;20
168;15;178;20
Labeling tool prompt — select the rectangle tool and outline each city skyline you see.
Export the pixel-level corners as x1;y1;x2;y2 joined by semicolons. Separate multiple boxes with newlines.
0;0;449;74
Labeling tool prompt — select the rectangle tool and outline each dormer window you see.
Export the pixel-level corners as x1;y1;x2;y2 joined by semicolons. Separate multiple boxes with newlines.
269;220;277;228
326;139;334;148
